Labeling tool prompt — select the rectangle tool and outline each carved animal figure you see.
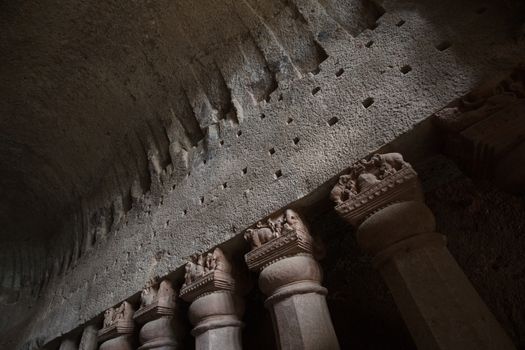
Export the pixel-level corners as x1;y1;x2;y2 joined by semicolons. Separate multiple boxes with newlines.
244;224;276;249
356;172;381;191
331;153;408;204
283;209;308;235
330;174;354;204
374;153;406;174
183;248;233;287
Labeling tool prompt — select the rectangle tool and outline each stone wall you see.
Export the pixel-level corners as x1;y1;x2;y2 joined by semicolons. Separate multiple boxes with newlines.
1;0;524;348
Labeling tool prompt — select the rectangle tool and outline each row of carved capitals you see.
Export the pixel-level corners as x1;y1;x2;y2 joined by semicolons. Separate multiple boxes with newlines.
97;151;416;344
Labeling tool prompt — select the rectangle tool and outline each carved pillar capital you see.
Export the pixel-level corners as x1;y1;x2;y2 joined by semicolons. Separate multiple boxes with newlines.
332;152;515;350
180;248;244;350
434;66;525;194
244;209;339;350
134;278;183;349
98;301;136;350
331;152;423;224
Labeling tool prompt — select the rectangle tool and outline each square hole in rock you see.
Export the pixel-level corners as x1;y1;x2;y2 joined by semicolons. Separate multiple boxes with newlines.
400;65;412;74
362;97;374;108
335;68;345;77
365;40;374;48
286;117;293;124
327;117;339;126
274;170;283;179
293;137;300;145
269;148;276;155
242;167;248;175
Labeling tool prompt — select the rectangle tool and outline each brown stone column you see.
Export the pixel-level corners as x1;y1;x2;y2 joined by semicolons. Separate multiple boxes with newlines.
59;338;78;350
79;325;98;350
244;209;340;350
98;301;136;350
180;248;244;350
134;279;184;349
331;152;515;350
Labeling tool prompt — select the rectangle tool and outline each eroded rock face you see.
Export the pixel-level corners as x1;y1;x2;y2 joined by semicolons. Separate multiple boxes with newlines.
1;0;524;348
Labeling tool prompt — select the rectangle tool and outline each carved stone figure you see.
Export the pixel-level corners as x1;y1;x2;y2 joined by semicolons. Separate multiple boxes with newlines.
330;152;408;205
194;254;205;276
212;247;232;274
103;308;115;329
244;222;277;249
115;303;126;322
98;301;135;348
184;262;195;286
434;66;525;193
182;248;232;289
205;252;216;272
140;277;160;308
244;209;308;250
435;67;525;133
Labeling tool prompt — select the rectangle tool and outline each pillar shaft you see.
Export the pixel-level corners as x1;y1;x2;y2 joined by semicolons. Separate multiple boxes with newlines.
79;325;98;350
59;338;78;350
332;152;515;350
380;233;513;350
244;209;340;350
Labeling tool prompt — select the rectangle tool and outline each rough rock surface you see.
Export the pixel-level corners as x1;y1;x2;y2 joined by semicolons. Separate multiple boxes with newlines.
1;0;524;348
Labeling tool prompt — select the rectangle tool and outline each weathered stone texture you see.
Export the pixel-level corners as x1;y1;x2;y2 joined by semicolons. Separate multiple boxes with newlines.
0;0;524;348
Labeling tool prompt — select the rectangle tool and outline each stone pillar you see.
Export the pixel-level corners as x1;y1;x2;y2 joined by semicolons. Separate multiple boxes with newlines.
79;325;98;350
134;278;184;349
180;248;244;350
244;209;340;350
331;152;515;350
98;301;136;350
59;338;78;350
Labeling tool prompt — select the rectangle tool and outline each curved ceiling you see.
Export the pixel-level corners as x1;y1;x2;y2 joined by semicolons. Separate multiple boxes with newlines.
1;0;384;312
